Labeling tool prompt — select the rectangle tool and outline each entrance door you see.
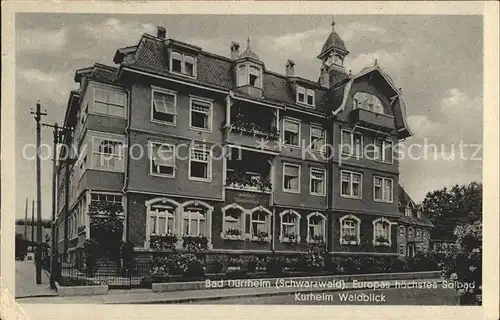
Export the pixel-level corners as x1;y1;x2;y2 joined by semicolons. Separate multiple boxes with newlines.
407;244;415;258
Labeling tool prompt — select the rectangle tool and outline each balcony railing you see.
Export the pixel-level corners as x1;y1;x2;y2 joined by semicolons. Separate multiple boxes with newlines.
226;171;272;192
227;119;280;140
350;108;394;132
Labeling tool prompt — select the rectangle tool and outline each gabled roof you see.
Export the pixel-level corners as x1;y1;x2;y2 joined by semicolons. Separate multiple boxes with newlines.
332;64;413;138
398;184;434;228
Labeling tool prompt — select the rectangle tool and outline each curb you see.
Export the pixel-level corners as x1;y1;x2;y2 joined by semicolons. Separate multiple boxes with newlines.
110;279;446;304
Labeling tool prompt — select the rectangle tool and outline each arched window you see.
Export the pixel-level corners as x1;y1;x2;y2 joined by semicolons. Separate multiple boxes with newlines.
353;92;384;114
279;210;301;243
373;217;392;246
221;203;245;240
180;200;213;240
339;214;361;245
145;198;180;248
248;206;271;242
306;212;326;244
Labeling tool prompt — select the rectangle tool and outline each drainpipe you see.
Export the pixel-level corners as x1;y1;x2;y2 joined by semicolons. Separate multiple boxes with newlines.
122;87;132;244
326;115;335;253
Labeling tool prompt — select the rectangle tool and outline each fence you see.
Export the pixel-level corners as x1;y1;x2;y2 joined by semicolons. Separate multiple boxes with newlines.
60;261;152;289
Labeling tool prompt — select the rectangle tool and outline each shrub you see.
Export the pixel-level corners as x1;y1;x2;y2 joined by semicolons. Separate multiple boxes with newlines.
150;253;206;280
266;256;285;276
247;256;266;273
59;277;106;286
150;234;178;251
440;220;482;305
182;235;209;252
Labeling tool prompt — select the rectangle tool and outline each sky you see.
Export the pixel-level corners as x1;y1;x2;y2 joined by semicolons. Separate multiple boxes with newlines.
15;14;483;219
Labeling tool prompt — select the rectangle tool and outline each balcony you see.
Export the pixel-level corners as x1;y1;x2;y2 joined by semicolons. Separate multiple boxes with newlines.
223;101;279;151
225;149;272;193
350;108;394;132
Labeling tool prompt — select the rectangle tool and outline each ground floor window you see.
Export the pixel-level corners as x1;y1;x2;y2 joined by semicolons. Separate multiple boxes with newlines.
183;208;206;236
247;207;271;242
306;212;326;244
279;210;301;243
372;217;392;246
339;214;361;245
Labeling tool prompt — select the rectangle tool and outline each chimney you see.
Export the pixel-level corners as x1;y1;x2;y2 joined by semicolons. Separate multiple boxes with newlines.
157;26;166;39
285;59;295;77
230;41;240;60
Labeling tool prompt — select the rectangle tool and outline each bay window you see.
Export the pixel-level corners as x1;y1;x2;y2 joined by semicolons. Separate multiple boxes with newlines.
91;137;124;172
236;64;262;88
93;87;126;118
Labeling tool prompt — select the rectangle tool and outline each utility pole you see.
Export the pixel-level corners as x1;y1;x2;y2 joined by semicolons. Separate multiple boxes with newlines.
31;200;34;245
31;101;47;284
24;198;28;239
42;122;71;287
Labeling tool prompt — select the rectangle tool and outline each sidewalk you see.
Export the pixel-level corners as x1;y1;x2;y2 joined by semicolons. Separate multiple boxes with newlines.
17;278;444;304
15;260;57;298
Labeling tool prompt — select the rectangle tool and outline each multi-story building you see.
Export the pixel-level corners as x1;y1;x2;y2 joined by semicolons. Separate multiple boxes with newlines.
397;185;434;257
56;20;424;262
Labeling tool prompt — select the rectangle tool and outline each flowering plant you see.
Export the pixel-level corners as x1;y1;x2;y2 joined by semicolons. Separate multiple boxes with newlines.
150;234;178;251
182;235;209;252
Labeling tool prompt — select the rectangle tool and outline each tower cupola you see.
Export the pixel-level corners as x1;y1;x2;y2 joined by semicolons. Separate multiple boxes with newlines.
317;17;349;87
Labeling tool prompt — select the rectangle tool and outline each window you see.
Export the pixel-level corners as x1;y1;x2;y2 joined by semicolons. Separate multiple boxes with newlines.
424;230;429;238
249;208;271;241
283;163;300;193
340;215;360;245
408;227;414;238
399;244;406;255
417;210;422;219
296;86;315;107
149;205;175;235
249;66;261;87
310;168;326;196
93;88;126;118
280;210;301;243
416;228;421;239
373;218;391;246
372;138;393;163
341;129;362;158
90;193;123;215
405;206;412;217
307;212;326;243
92;137;124;171
189;147;211;181
340;171;362;198
283;119;301;147
190;98;212;131
399;225;405;236
170;51;196;77
236;64;262;88
297;87;305;104
353;92;384;114
152;89;177;125
183;208;206;236
222;204;245;239
310;126;325;151
374;176;393;202
150;142;175;177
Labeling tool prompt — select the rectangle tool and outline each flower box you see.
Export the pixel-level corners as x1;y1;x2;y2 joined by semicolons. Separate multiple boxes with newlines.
251;236;271;243
280;235;301;244
220;232;244;241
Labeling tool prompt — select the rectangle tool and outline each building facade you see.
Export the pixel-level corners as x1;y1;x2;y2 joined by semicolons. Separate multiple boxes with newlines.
56;20;430;261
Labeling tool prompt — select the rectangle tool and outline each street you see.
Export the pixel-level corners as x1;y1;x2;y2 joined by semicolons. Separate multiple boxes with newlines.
15;260;57;298
191;287;459;305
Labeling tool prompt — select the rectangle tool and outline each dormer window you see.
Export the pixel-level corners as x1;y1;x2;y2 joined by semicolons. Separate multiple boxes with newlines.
405;206;412;217
170;51;196;77
296;86;315;107
236;64;262;88
353;92;384;114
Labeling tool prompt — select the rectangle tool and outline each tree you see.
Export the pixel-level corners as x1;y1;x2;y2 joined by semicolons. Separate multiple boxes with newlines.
421;182;482;240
